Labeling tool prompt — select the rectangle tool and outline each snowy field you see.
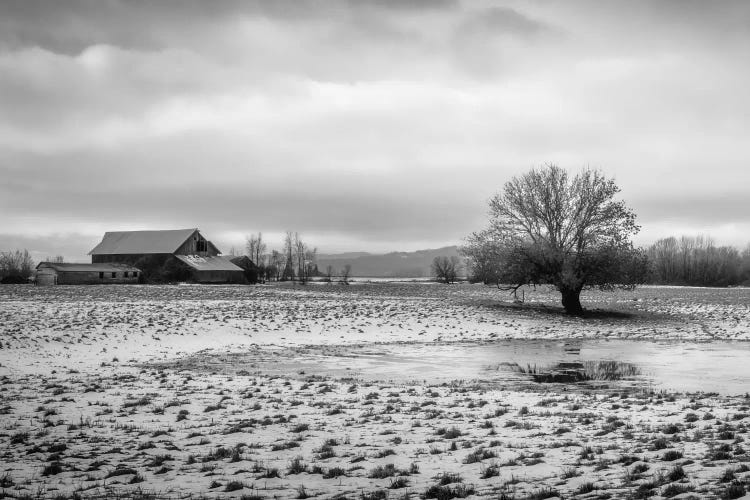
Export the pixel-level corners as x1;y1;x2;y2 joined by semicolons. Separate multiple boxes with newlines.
1;283;750;499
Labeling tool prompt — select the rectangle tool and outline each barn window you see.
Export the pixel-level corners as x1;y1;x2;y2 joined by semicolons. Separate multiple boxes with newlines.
99;272;104;279
124;271;129;278
111;272;116;278
133;271;138;278
196;239;207;252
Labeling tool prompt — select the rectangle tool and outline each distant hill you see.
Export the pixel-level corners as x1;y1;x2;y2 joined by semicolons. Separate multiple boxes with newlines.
317;246;463;278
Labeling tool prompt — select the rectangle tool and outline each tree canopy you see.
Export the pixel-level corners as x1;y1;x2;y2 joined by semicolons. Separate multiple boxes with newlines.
462;165;648;315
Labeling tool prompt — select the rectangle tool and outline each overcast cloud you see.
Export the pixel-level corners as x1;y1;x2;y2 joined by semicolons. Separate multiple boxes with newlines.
1;0;749;261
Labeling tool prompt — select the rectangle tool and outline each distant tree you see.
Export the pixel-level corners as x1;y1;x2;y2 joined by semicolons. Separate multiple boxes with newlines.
646;235;743;286
277;232;317;283
462;230;504;285
245;232;267;268
647;236;680;284
269;250;284;281
282;231;295;281
741;244;750;285
464;165;648;315
304;247;318;281
294;233;307;283
432;255;459;284
324;265;334;283
340;264;352;285
0;249;35;282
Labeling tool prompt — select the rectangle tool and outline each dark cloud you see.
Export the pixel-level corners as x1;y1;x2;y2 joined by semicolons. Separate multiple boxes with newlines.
1;1;749;253
0;0;455;55
459;6;551;38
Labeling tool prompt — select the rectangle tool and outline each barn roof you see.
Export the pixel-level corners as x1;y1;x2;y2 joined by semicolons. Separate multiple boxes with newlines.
36;262;141;273
175;255;244;272
89;228;199;255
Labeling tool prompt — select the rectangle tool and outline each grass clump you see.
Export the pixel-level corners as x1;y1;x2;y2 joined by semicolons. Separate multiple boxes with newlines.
292;423;310;433
287;456;308;475
463;447;497;464
389;477;409;489
661;483;693;498
480;464;499;479
324;467;347;479
423;483;475;499
361;491;388;500
722;481;746;500
667;464;685;482
41;462;63;476
525;488;560;500
436;426;463;439
225;481;245;492
373;448;396;458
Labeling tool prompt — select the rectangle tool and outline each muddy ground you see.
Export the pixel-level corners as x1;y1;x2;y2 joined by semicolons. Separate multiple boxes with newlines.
1;283;750;499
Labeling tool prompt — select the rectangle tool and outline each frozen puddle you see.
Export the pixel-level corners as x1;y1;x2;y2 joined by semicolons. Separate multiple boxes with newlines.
212;340;750;395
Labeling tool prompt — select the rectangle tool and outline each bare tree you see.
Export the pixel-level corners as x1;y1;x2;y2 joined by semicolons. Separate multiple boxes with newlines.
245;232;267;267
0;249;35;281
269;250;284;281
432;256;459;284
324;265;334;283
282;231;295;281
304;246;318;281
742;244;750;285
464;165;647;315
293;232;307;283
340;264;351;285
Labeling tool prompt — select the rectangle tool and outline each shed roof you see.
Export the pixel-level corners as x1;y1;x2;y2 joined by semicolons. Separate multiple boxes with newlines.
175;255;244;272
89;228;199;255
36;262;141;273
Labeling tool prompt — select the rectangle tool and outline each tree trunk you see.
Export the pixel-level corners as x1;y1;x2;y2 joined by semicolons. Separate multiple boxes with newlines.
560;287;584;316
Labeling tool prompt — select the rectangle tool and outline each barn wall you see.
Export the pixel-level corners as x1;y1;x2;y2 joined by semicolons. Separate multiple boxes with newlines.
192;270;246;284
58;271;139;285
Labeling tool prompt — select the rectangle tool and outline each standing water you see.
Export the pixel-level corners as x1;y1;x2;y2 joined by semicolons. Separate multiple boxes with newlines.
280;340;750;395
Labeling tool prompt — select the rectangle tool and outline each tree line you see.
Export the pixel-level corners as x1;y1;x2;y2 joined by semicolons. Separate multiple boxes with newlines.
464;235;750;289
243;231;351;284
646;235;750;287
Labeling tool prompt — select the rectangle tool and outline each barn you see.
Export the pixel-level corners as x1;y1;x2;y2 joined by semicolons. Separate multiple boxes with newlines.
88;228;246;284
36;262;141;286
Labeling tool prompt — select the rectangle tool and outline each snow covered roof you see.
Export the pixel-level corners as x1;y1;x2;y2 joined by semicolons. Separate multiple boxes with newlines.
88;229;198;255
174;255;243;272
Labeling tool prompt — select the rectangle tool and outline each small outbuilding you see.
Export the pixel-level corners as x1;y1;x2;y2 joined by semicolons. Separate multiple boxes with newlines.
36;262;141;286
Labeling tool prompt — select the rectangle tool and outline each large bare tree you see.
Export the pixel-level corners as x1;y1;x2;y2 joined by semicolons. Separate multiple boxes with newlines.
464;165;647;315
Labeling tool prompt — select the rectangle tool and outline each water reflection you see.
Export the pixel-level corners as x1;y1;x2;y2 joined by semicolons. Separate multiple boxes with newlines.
506;360;642;383
249;340;750;395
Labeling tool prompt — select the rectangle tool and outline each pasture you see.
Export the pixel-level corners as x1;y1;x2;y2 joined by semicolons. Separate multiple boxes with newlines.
1;283;749;499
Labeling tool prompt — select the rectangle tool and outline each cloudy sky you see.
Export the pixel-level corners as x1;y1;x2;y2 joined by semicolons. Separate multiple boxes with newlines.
1;0;749;261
